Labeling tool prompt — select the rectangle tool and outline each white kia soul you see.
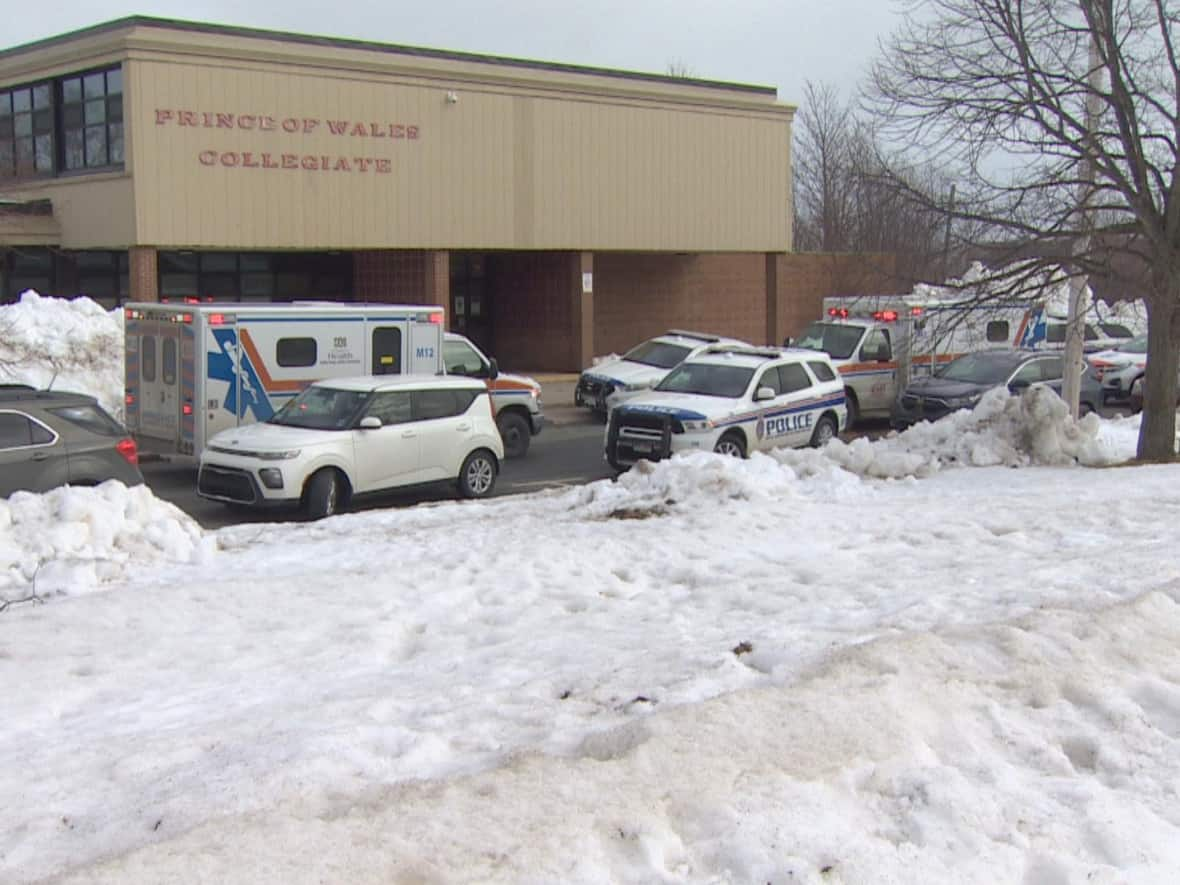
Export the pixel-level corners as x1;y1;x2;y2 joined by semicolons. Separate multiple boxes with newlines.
197;375;504;518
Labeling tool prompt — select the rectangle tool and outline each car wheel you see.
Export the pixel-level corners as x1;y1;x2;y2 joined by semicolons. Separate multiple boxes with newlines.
458;449;497;498
713;432;746;458
305;469;342;519
1079;401;1095;417
496;411;531;459
810;415;838;448
844;389;860;429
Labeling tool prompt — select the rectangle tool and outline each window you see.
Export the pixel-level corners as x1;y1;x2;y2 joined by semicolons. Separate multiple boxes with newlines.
48;403;124;436
60;66;122;171
0;412;53;449
157;251;352;303
371;327;402;374
986;321;1009;343
1038;356;1064;381
755;367;782;396
778;362;813;394
276;337;317;368
71;251;130;308
364;391;413;425
413;388;477;420
142;335;157;382
0;81;54;179
443;339;486;377
162;338;177;385
861;329;892;362
807;360;836;382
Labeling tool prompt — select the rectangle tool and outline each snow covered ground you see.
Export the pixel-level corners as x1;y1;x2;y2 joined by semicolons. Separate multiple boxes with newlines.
2;292;1179;883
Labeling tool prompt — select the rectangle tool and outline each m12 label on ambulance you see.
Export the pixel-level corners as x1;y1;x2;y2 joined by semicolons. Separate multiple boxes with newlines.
416;346;435;359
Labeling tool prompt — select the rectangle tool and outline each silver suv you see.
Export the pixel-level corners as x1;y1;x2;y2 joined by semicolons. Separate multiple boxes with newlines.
0;386;143;497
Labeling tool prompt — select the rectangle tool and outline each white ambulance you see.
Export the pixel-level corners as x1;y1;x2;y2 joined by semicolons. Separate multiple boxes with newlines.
789;296;1089;426
123;302;445;459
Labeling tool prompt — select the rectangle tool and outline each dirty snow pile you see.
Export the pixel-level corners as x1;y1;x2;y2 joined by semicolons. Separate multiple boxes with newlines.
0;482;209;600
809;384;1132;480
0;290;125;420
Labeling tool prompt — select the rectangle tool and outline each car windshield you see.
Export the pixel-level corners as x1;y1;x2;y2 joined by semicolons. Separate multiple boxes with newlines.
937;352;1021;384
655;362;754;397
269;386;369;429
1116;334;1148;354
1100;322;1134;338
622;340;692;369
793;322;863;360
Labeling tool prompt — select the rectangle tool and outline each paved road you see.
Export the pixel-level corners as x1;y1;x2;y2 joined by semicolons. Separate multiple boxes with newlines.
142;383;613;529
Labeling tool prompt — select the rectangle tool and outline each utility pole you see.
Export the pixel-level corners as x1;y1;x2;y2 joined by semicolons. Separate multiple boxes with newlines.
1063;34;1103;417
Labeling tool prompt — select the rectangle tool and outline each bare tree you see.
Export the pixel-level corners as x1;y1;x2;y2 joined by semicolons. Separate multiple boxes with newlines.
793;80;963;283
870;0;1180;460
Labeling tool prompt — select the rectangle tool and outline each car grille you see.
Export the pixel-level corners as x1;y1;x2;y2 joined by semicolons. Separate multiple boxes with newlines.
198;464;258;503
900;394;950;419
608;410;673;466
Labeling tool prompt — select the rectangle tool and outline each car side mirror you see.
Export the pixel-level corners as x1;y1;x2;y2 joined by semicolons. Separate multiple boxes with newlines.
1008;379;1031;393
754;386;776;402
359;415;382;430
487;357;499;380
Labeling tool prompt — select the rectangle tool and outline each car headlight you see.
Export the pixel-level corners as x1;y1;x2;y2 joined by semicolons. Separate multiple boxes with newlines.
257;449;301;460
678;419;713;432
618;381;650;392
944;395;978;408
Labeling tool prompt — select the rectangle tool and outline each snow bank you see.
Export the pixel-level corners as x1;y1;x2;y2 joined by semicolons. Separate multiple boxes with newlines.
0;482;210;600
0;290;125;421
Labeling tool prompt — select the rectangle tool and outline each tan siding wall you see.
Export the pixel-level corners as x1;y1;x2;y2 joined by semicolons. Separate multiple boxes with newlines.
124;55;791;251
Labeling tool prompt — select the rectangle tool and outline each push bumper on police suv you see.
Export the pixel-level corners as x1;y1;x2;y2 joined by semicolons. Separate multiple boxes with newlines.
606;408;676;470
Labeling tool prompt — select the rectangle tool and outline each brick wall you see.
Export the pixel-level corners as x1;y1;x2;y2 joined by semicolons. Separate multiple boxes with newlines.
593;253;767;358
353;250;427;303
774;253;902;344
129;247;158;302
487;252;574;370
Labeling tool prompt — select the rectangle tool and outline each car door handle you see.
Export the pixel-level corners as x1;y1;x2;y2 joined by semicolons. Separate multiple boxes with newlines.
456;422;471;431
32;452;49;461
401;430;417;438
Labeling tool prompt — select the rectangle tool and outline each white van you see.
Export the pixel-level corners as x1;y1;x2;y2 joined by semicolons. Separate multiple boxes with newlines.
123;302;445;459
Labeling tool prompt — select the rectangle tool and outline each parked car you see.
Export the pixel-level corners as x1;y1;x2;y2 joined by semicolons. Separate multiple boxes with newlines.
197;375;504;518
0;388;142;497
1089;335;1150;404
890;349;1102;429
605;345;846;470
442;332;544;458
576;330;749;415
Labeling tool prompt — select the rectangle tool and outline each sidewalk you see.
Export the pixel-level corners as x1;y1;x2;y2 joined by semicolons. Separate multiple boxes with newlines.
511;371;583;427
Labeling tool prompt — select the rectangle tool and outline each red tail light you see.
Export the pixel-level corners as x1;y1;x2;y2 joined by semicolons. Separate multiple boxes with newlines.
116;437;139;466
125;393;136;405
209;313;226;325
182;402;194;416
429;312;444;324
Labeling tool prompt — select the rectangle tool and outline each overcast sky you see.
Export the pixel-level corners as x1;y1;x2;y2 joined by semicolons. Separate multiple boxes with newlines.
10;1;905;105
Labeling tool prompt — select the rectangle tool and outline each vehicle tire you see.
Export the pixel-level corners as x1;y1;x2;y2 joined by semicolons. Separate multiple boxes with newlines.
1079;401;1095;417
458;449;498;498
713;432;747;458
496;411;531;459
809;415;838;448
304;468;342;519
844;389;860;429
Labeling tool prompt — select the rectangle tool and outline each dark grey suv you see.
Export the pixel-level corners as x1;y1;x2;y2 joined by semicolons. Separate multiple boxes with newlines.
0;387;143;497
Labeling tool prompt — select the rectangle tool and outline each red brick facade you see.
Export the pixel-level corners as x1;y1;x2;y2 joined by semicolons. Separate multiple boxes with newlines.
353;250;447;308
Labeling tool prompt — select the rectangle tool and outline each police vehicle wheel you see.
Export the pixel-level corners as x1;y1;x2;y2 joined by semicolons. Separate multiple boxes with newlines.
458;449;498;498
496;411;531;459
810;415;837;448
844;389;859;428
305;469;342;519
713;432;746;458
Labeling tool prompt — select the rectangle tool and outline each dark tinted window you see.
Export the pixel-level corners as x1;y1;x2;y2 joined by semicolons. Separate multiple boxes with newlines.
0;412;34;448
413;388;478;420
364;391;412;425
778;362;813;394
986;321;1009;343
162;337;177;385
277;337;317;368
807;360;836;382
622;340;692;369
1101;323;1133;338
755;368;782;396
372;327;402;375
141;335;156;382
793;322;864;360
48;403;123;436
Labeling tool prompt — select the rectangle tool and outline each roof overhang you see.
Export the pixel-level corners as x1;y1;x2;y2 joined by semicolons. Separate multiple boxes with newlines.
0;200;61;246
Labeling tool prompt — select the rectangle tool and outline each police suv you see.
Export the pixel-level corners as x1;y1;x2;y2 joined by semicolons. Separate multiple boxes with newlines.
605;345;846;470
